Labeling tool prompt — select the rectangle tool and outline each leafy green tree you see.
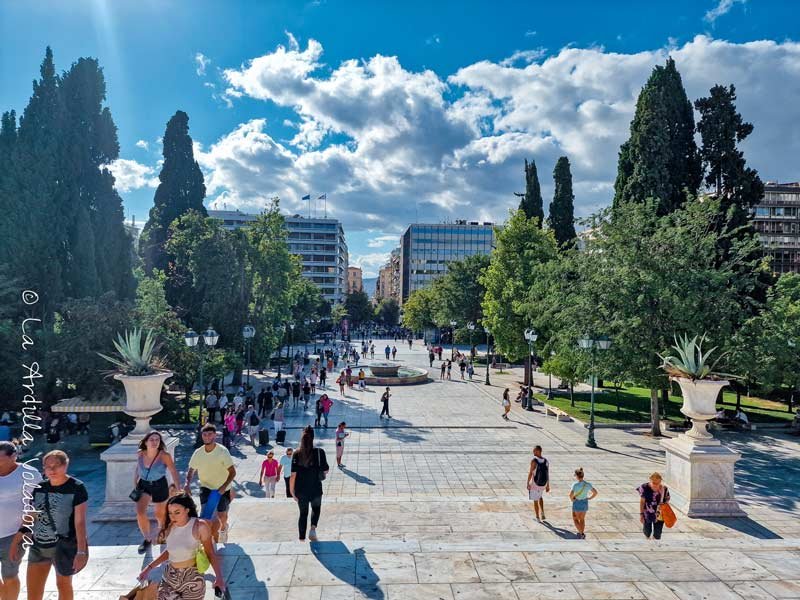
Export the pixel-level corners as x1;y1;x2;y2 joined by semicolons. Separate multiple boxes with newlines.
481;210;558;361
516;159;544;224
550;198;766;435
376;298;400;327
613;58;701;216
402;288;438;332
431;253;489;327
344;290;373;325
548;156;577;247
542;348;584;406
140;111;207;276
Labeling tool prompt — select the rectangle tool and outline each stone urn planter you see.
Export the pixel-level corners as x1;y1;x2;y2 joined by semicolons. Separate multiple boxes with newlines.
115;371;173;443
674;377;728;442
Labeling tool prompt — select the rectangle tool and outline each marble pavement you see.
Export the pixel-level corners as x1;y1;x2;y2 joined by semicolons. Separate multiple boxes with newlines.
21;340;800;599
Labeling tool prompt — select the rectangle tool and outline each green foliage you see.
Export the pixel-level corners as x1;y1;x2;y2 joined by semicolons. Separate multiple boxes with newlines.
140;110;207;275
659;334;730;380
548;156;577;247
376;298;400;327
431;253;489;327
344;290;373;325
481;210;558;361
331;303;348;327
613;58;701;215
402;288;438;331
97;328;165;376
517;159;544;224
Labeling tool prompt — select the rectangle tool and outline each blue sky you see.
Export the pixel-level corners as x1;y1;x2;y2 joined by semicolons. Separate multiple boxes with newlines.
2;0;799;276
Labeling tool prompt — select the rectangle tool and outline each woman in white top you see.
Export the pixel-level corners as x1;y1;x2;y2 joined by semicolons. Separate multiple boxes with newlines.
138;493;224;599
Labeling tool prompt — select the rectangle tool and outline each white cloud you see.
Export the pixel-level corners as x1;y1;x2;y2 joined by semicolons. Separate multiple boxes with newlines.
350;252;391;277
195;52;211;76
135;139;149;150
367;235;400;248
525;30;537;37
500;48;547;67
122;33;800;233
704;0;746;24
106;159;159;192
426;34;441;45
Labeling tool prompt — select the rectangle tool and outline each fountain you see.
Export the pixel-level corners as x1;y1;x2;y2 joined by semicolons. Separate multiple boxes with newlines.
358;361;429;385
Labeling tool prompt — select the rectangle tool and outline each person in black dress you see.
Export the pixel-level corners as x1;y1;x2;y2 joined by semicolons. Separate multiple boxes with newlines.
289;426;329;541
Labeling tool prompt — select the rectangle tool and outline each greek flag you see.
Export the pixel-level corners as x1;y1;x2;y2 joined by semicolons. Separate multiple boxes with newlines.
318;193;327;200
302;194;311;201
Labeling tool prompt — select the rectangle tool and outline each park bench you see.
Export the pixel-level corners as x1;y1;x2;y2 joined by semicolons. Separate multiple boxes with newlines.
492;362;510;371
544;403;572;422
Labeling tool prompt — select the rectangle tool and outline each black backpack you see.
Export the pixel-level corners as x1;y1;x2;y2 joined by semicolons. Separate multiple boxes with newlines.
249;413;260;426
533;458;549;486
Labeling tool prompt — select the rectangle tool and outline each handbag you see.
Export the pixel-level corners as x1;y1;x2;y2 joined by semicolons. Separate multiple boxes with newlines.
119;581;156;600
317;448;326;481
130;452;160;502
660;502;677;528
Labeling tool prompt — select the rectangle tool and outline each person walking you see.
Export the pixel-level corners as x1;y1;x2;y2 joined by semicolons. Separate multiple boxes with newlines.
391;346;397;360
290;427;329;542
380;387;392;419
502;388;511;420
310;369;317;395
334;422;350;468
259;452;280;499
320;366;327;389
134;431;181;554
272;402;285;434
429;349;435;367
205;391;219;424
526;445;550;522
314;395;324;428
279;448;294;498
637;472;671;541
384;345;391;360
337;370;346;395
440;361;447;380
467;362;474;381
569;468;597;539
291;380;301;408
320;394;333;428
446;360;452;380
1;441;42;600
302;379;311;409
370;344;375;359
245;406;261;447
459;358;466;380
184;424;236;544
138;493;224;599
24;450;89;600
358;368;366;391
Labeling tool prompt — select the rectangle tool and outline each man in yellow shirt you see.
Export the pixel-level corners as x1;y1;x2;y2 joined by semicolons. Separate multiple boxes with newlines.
184;424;236;542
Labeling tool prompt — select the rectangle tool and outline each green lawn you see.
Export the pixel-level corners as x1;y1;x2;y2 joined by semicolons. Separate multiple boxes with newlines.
536;384;794;424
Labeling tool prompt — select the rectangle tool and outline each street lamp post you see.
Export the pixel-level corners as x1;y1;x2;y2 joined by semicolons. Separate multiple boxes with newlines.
243;324;256;387
524;329;538;410
287;322;295;374
449;320;457;359
184;327;219;423
578;334;611;448
547;350;555;400
484;326;491;386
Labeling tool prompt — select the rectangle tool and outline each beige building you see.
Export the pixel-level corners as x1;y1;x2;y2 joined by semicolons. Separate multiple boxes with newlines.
374;247;401;303
347;266;363;294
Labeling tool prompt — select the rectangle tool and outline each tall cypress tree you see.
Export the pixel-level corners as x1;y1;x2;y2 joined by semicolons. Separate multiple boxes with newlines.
613;58;701;215
517;159;544;225
548;156;577;247
140;110;207;275
695;84;763;229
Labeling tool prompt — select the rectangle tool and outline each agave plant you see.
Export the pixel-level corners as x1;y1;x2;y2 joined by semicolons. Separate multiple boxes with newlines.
658;334;733;381
98;328;166;376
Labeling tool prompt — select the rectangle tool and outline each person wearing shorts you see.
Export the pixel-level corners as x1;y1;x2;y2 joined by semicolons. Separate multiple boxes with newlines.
334;423;350;467
526;446;550;521
25;450;89;600
134;431;180;554
185;424;236;544
1;441;42;600
569;468;598;539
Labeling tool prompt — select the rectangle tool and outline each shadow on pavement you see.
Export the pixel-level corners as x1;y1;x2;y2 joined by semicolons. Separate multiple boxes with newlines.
541;520;579;539
341;466;376;486
219;543;270;596
310;542;385;599
702;517;782;539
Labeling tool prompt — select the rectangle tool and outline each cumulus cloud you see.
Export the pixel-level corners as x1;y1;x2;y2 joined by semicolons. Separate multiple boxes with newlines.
350;252;391;277
135;139;149;150
704;0;746;24
367;235;400;248
107;159;159;192
127;33;800;233
195;52;211;76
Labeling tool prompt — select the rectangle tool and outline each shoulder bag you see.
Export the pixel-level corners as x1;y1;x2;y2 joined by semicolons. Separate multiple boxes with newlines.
130;452;160;502
316;448;327;481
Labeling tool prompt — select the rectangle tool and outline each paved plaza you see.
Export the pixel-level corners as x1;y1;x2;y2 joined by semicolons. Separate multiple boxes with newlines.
21;340;800;599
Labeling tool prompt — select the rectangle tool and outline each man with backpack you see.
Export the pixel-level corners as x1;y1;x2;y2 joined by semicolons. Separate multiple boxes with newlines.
526;445;550;522
245;405;260;447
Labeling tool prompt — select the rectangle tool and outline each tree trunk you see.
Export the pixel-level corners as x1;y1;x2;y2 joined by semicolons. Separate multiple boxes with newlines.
650;388;662;436
570;383;574;407
736;387;742;411
615;384;621;414
661;387;669;418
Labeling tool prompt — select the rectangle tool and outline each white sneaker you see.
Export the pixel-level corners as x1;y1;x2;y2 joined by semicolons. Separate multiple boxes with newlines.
217;528;228;543
308;527;318;541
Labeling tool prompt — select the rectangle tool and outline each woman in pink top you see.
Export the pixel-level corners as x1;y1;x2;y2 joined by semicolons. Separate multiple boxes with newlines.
259;451;280;498
320;394;333;428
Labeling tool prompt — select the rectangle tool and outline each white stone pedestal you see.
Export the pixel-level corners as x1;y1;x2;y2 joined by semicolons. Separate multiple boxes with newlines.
94;433;179;522
661;434;746;518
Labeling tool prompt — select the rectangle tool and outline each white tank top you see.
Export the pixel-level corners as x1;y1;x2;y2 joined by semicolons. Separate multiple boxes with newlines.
166;518;198;563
